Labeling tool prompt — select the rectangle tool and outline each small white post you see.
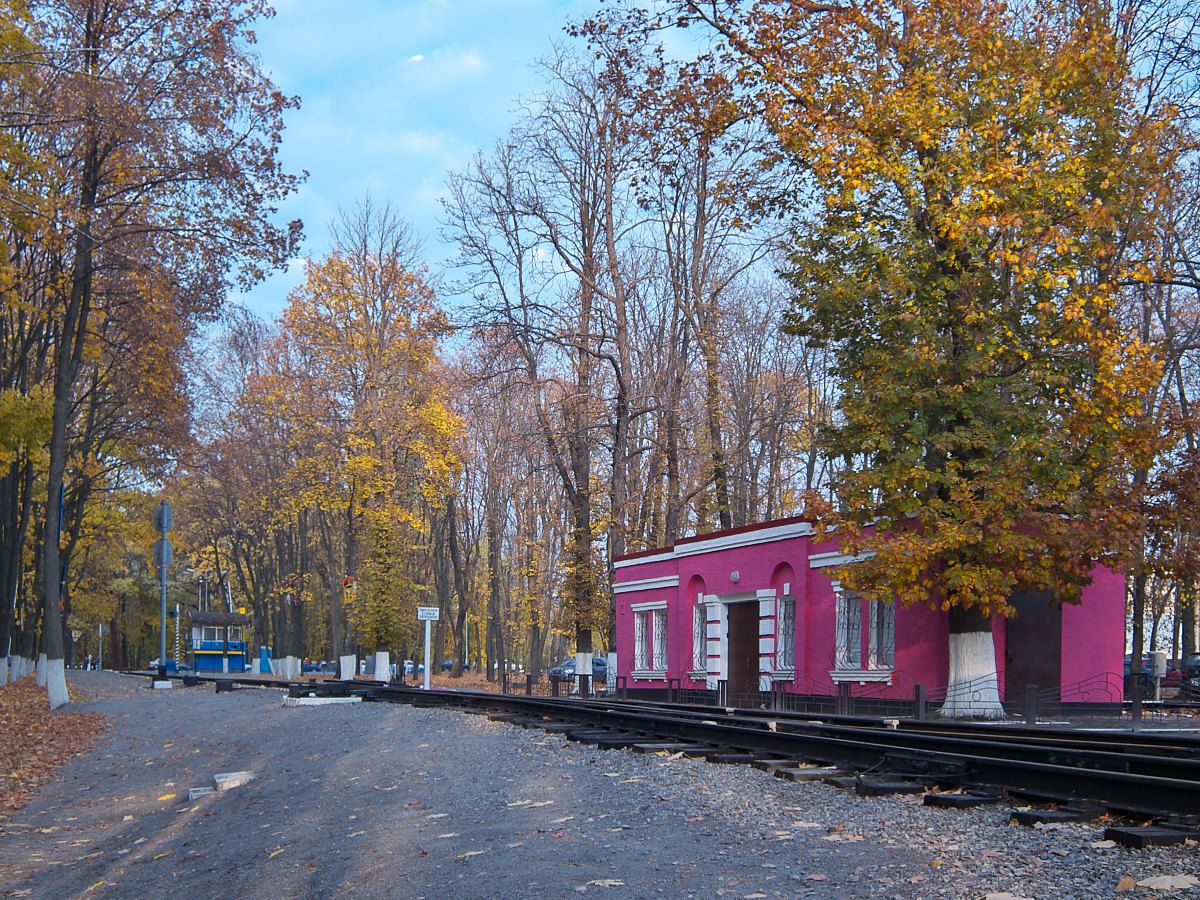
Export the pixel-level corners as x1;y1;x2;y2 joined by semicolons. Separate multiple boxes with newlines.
423;619;432;690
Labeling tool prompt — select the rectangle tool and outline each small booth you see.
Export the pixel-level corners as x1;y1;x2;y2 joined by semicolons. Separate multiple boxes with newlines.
188;609;250;673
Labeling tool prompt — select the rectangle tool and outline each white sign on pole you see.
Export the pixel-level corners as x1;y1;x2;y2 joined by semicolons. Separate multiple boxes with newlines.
417;607;440;621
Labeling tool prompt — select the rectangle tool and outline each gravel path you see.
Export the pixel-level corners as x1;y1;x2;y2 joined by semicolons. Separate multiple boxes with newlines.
0;672;1196;899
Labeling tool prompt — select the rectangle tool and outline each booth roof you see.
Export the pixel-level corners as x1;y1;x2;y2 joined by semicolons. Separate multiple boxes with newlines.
187;609;249;626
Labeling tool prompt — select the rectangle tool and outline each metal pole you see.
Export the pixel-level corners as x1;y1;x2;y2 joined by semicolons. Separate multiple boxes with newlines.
159;563;167;666
423;619;431;690
97;622;102;669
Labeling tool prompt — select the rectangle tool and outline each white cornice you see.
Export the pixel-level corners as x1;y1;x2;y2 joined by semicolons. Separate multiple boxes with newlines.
810;550;875;569
614;520;815;570
614;576;679;595
613;551;674;570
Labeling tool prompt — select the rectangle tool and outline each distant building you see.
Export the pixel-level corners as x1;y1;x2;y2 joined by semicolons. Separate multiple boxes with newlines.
187;609;250;673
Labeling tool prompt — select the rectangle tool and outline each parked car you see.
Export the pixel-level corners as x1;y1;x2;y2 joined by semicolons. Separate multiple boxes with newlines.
1181;653;1200;698
1123;654;1155;697
548;656;607;682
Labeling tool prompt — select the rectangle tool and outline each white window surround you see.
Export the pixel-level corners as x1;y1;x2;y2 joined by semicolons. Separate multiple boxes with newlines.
630;599;668;612
775;595;795;673
691;601;706;677
631;603;667;679
830;580;894;683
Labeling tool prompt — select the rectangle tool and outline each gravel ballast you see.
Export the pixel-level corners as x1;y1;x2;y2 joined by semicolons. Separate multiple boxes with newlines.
0;671;1196;899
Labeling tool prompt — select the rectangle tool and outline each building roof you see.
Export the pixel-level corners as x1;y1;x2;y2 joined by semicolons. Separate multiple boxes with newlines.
613;514;815;563
187;609;249;626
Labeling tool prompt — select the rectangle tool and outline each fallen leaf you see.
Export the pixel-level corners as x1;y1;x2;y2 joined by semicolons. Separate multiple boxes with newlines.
1089;839;1117;849
457;850;485;859
267;847;285;859
1116;875;1136;892
156;793;176;801
584;880;625;888
806;873;827;881
152;852;171;861
1137;875;1200;890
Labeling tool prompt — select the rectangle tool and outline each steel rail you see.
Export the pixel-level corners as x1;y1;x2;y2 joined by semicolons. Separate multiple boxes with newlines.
373;686;1200;817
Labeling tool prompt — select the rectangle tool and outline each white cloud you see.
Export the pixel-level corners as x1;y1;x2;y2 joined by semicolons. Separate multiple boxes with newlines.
408;54;425;63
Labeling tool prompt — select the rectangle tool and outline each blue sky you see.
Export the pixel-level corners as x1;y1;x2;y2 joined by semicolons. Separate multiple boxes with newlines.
239;0;594;319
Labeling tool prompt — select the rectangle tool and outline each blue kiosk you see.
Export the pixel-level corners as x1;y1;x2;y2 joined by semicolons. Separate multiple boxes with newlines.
187;609;250;673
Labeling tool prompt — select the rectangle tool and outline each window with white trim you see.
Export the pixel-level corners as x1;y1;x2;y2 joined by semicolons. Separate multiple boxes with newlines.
692;603;706;673
834;589;862;669
868;600;895;668
633;611;649;671
776;596;795;670
651;609;668;671
834;587;894;671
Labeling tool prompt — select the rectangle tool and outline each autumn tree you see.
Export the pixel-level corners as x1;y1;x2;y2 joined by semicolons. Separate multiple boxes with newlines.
641;0;1179;714
5;0;300;707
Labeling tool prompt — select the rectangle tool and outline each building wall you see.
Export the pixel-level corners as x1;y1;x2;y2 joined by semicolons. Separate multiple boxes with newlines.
1060;564;1128;700
614;519;1123;700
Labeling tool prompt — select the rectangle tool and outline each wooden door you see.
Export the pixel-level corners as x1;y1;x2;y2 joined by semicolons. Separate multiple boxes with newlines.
1005;590;1062;700
726;602;760;704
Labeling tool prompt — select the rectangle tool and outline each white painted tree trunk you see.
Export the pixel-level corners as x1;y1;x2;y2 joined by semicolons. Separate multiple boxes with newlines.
46;658;69;709
374;651;390;683
36;652;47;686
938;631;1004;719
0;655;8;686
19;656;32;679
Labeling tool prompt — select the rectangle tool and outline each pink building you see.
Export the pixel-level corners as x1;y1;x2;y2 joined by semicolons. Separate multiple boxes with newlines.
613;516;1125;706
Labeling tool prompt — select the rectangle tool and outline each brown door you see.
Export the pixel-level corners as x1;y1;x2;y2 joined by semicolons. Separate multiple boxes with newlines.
726;602;760;705
1005;590;1062;700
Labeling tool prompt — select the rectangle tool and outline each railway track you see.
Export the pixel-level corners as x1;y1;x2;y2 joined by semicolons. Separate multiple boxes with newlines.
131;670;1200;844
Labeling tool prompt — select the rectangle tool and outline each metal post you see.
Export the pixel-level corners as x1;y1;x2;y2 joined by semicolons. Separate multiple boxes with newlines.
1025;684;1039;726
423;618;431;691
914;684;927;721
159;563;167;667
97;622;103;670
837;682;851;716
525;672;533;696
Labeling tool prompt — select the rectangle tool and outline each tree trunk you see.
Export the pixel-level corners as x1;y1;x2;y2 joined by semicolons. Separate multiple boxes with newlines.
939;605;1003;719
1129;572;1148;706
446;493;470;677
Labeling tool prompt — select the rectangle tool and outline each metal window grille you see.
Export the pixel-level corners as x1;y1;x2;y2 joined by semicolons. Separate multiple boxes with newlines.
652;609;668;671
633;611;648;671
776;598;795;670
835;591;862;668
692;604;706;672
868;600;895;668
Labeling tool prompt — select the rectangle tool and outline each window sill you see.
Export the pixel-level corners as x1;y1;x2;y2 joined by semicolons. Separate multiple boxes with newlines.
631;670;667;682
769;669;795;681
829;668;894;684
688;670;708;681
